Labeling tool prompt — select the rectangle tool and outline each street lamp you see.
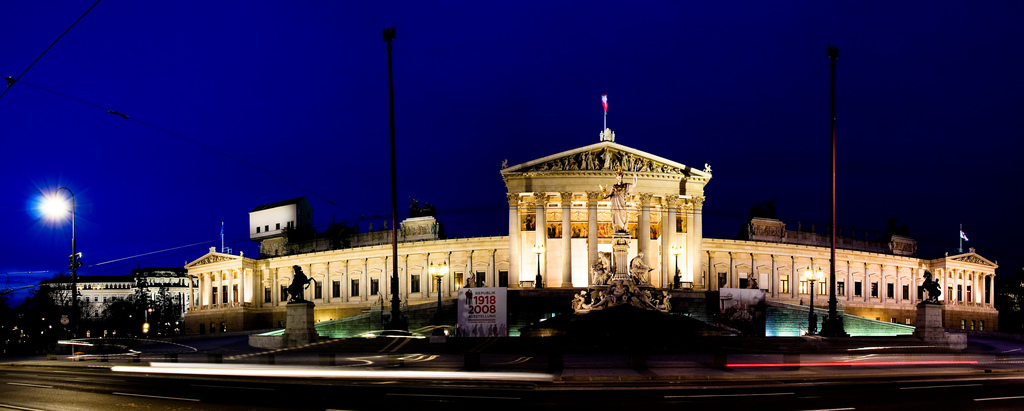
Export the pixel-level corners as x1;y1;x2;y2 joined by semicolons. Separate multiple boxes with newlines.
670;245;682;289
806;268;824;335
42;187;80;338
429;262;448;335
532;244;544;289
820;44;848;337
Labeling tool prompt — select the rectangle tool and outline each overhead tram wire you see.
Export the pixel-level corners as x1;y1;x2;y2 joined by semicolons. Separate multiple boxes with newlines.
0;0;102;101
6;79;348;214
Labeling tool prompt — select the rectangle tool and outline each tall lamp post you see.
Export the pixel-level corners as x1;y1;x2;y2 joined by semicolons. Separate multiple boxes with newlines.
806;268;823;335
533;245;544;289
43;187;80;338
429;262;448;335
670;245;682;289
820;44;848;337
382;26;406;331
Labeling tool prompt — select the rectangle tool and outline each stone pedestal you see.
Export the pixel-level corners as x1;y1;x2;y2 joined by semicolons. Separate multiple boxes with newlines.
282;301;319;348
913;302;966;350
611;234;631;282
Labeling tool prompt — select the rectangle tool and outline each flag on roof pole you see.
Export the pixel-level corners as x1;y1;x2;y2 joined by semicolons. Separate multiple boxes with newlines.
960;229;969;241
601;94;608;113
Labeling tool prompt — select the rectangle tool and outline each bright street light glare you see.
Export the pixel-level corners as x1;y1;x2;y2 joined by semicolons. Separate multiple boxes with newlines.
41;195;70;219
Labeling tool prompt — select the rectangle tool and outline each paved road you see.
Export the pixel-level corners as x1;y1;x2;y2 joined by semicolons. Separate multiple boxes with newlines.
3;335;1024;409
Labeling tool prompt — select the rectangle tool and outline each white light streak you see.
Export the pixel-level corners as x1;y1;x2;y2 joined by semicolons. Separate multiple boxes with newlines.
112;363;554;382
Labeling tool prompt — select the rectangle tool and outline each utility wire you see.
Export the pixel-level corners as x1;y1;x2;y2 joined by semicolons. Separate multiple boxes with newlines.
8;79;345;212
0;0;102;100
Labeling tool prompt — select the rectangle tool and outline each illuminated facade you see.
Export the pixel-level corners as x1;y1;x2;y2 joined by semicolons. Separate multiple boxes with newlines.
183;131;998;334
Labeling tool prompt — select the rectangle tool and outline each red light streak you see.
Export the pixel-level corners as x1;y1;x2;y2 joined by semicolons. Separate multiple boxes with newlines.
726;360;977;368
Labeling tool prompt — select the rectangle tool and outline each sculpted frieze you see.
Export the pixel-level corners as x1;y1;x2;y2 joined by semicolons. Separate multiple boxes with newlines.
952;255;994;266
517;147;684;174
190;254;236;267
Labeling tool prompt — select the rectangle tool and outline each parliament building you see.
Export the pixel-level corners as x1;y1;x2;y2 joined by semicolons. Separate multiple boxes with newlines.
183;130;999;335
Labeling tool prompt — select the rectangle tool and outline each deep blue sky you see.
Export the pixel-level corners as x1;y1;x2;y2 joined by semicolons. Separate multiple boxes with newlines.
3;1;1023;303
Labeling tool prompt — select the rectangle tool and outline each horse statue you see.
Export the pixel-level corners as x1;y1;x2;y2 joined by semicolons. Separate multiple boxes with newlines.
922;270;941;304
285;265;317;303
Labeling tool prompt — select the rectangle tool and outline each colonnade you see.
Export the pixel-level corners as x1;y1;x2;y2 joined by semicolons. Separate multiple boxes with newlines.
506;191;704;289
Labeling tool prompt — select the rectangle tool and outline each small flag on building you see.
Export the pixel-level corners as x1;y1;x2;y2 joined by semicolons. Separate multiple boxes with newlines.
601;94;608;113
960;229;969;241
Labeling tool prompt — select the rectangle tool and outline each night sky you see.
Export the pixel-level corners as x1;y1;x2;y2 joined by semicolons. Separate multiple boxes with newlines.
3;2;1023;303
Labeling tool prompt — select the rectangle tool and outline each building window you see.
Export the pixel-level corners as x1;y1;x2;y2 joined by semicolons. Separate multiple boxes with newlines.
871;282;878;298
455;272;464;289
957;285;963;301
967;286;972;303
477;271;486;287
212;287;218;304
980;320;985;331
960;319;966;329
222;285;228;304
905;318;912;325
233;284;239;302
265;225;269;232
411;274;420;293
281;285;288;301
818;282;827;295
948;286;954;301
780;275;790;294
351;279;360;297
854;281;862;297
256;226;261;233
902;285;910;300
837;281;845;296
332;281;341;298
799;281;808;294
499;270;509;287
264;287;271;303
887;283;894;299
971;320;976;330
314;282;323;299
276;223;281;230
891;318;897;323
370;278;379;295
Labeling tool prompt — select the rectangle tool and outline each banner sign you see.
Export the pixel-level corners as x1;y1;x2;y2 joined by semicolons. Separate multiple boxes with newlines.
457;287;507;337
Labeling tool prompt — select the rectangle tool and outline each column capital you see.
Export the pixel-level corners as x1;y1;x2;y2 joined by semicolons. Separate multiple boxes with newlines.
506;193;520;206
560;191;573;203
665;195;678;207
532;192;547;201
691;195;706;209
639;192;654;205
586;191;602;205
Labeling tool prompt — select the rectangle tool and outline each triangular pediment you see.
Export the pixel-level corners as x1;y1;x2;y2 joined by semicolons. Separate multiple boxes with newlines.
500;141;711;178
949;252;997;267
186;248;244;269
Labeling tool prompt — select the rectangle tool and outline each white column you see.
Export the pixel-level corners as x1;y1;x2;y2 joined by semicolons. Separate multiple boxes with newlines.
846;261;852;302
489;250;496;287
534;192;547;286
791;256;797;299
662;196;676;288
638;193;652;285
688;196;705;289
770;255;777;298
467;250;474;287
507;193;521;288
587;192;600;270
361;259;368;301
863;263;869;303
560;192;573;288
445;252;452;297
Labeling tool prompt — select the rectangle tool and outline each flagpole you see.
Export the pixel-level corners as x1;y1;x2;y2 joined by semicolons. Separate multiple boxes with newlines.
959;224;962;253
